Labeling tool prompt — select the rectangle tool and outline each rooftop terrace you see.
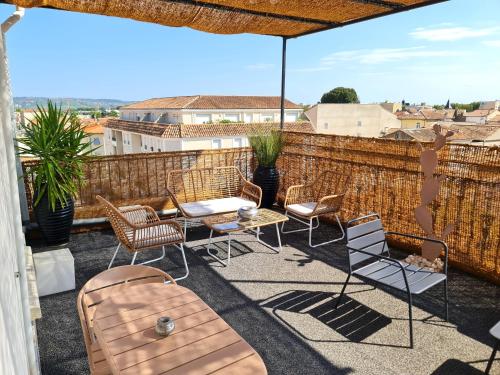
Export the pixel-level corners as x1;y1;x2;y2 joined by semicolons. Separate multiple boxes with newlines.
32;219;498;374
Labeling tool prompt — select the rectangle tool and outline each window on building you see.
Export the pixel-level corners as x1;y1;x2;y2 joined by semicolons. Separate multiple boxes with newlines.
324;123;328;130
357;121;362;127
144;144;147;150
150;146;154;151
233;138;242;148
93;138;100;145
224;113;239;122
157;148;161;152
212;139;222;149
261;114;273;122
416;122;421;128
195;114;211;124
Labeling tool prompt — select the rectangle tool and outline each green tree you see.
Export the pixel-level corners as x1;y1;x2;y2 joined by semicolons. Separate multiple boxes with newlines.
320;87;359;104
108;110;119;117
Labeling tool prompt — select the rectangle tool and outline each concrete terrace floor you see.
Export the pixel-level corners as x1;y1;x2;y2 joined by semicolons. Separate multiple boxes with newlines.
31;218;499;375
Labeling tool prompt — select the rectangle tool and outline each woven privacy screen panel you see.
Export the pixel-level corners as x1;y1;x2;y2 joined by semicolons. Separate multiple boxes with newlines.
3;0;446;37
22;134;499;283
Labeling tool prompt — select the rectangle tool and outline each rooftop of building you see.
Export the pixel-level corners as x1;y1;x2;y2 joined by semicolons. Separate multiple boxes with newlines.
104;119;315;138
384;123;500;143
121;95;303;110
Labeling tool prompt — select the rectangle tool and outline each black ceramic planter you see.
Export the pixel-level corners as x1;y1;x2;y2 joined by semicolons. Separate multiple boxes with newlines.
253;165;280;209
33;191;74;246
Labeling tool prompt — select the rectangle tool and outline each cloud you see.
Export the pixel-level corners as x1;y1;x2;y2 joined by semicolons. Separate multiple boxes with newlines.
320;47;463;65
410;26;499;41
245;63;274;70
482;39;500;47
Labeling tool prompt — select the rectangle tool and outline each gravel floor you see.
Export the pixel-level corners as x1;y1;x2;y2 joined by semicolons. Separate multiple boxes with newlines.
31;219;499;375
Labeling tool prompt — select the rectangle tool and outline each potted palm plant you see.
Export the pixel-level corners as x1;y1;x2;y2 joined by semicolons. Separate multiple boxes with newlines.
17;101;94;246
249;130;283;208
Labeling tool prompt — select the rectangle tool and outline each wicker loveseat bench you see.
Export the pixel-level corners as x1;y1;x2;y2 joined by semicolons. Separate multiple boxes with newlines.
167;166;262;235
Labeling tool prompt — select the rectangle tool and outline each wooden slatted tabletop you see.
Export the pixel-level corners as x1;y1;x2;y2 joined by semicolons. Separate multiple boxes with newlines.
93;283;267;375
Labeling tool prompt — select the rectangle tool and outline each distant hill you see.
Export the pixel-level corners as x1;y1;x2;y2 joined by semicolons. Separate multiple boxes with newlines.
14;97;132;110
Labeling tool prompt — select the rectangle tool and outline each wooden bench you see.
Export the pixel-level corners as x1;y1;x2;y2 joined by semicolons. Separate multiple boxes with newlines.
167;166;262;235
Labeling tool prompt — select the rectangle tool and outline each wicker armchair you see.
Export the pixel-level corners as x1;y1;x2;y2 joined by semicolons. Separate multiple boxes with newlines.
96;195;189;280
281;171;351;247
77;265;175;375
167;166;262;236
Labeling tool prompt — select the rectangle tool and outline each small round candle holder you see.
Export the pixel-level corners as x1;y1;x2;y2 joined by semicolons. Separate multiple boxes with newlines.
155;316;175;337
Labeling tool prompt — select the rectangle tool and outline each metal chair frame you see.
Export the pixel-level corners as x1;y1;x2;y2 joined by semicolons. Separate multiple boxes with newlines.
486;321;500;374
281;212;345;247
336;213;449;348
96;195;189;281
280;170;350;248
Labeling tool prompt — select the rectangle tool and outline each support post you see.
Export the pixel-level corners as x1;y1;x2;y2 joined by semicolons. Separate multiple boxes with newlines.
279;36;287;130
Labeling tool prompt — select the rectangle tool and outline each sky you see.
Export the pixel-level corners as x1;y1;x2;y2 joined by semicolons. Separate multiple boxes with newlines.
0;0;499;105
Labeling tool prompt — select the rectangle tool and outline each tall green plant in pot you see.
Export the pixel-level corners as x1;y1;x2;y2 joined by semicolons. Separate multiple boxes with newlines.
249;130;283;208
17;101;94;245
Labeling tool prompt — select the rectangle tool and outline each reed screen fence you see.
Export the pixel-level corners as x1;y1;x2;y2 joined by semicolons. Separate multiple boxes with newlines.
22;133;500;283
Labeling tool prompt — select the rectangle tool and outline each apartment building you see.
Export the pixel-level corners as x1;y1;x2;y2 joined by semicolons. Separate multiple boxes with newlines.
383;123;500;146
119;95;303;124
81;118;108;156
305;103;401;137
103;120;314;155
104;95;306;155
464;109;499;125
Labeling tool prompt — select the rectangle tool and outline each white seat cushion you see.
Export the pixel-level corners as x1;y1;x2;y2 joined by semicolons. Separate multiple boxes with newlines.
491;321;500;339
125;223;184;248
180;197;257;218
287;202;317;217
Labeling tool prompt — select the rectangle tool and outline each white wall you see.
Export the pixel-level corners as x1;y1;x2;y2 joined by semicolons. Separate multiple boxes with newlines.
0;28;34;375
465;116;486;125
120;108;302;124
306;104;401;137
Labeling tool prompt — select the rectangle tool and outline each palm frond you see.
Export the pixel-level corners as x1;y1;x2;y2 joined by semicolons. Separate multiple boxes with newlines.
16;100;94;211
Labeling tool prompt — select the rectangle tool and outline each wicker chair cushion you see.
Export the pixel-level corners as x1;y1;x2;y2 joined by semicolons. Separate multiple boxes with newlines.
180;197;257;218
125;223;184;249
287;202;317;217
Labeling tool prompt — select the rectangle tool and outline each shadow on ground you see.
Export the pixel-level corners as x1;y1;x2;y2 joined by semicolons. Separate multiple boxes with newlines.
31;228;352;375
261;290;392;344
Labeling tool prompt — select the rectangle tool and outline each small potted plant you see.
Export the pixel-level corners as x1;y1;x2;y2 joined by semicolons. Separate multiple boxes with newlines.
249;130;283;208
17;101;95;246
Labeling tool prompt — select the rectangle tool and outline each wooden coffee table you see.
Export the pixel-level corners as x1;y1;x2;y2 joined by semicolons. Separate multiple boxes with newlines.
201;208;288;266
93;283;267;375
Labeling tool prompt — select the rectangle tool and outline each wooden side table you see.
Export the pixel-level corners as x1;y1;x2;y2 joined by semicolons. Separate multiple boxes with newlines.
202;208;288;266
93;283;267;375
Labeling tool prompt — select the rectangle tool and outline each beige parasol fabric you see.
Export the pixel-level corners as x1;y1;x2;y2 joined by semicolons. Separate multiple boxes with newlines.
2;0;447;37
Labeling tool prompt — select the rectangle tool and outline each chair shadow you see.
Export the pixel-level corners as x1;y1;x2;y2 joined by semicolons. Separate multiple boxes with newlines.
261;290;401;348
430;358;485;375
190;238;255;265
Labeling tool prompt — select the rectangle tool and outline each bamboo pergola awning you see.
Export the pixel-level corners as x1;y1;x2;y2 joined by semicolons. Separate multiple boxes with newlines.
3;0;446;37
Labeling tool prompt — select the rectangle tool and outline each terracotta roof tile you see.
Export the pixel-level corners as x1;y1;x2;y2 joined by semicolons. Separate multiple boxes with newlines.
466;109;492;117
81;117;111;134
121;95;301;110
382;123;500;142
104;119;313;138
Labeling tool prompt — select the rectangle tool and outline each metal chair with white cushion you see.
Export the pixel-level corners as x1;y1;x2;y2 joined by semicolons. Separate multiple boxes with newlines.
281;171;350;247
336;213;449;348
486;321;499;374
